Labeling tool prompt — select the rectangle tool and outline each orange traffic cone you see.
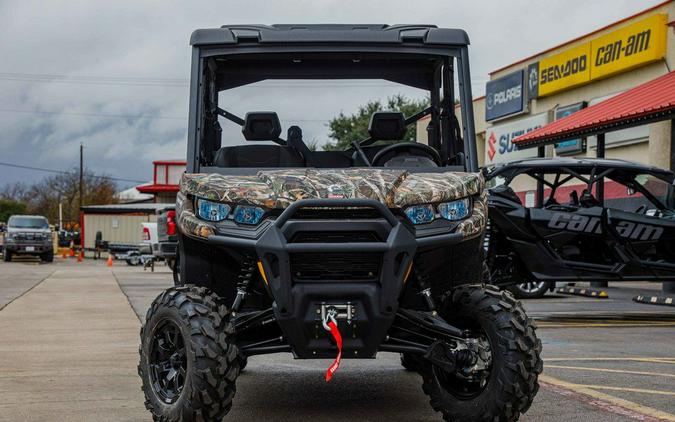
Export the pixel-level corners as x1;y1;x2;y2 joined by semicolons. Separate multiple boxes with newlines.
106;254;113;267
77;250;84;262
62;249;68;259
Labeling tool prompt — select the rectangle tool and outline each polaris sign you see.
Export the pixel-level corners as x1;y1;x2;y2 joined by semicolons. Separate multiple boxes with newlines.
485;70;525;121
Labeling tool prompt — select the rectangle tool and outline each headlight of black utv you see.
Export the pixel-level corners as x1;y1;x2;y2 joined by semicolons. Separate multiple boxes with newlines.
404;197;472;225
196;198;231;222
438;198;471;221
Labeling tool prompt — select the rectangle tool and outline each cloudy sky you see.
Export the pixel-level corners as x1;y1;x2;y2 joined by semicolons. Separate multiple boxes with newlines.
0;0;663;189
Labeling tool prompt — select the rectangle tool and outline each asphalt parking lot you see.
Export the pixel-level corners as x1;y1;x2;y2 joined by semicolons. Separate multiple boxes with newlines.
0;258;674;421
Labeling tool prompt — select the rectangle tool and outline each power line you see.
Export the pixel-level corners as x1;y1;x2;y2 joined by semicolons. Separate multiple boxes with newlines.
0;161;147;184
0;108;328;122
0;72;488;88
0;108;184;120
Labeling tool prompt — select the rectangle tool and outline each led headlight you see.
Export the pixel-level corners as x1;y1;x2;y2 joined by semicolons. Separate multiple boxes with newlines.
233;205;265;225
438;198;471;221
404;204;435;225
197;198;231;222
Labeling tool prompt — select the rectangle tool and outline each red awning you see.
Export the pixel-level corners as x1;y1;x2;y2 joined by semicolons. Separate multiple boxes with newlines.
514;71;675;149
136;184;180;193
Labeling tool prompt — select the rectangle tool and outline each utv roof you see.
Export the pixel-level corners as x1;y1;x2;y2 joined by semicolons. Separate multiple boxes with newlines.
487;157;674;178
190;24;469;47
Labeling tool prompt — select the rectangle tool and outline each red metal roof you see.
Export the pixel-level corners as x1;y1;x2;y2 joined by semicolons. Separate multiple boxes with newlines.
514;71;675;149
153;160;187;165
136;184;180;193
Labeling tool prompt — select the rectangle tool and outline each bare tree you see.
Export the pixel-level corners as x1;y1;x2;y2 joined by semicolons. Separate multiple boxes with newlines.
1;169;118;224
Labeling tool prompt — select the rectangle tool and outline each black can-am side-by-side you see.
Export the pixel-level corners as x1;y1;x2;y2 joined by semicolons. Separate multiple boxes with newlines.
484;158;675;298
138;24;541;422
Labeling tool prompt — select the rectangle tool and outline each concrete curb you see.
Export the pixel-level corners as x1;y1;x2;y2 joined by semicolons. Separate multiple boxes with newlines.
633;295;675;307
556;286;609;298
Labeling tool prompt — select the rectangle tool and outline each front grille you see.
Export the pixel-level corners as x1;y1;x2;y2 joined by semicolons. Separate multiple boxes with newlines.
291;252;381;282
13;233;47;242
290;231;380;243
291;207;384;220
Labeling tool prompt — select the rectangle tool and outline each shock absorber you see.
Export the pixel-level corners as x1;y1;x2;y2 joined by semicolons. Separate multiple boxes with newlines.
231;254;256;313
414;266;437;313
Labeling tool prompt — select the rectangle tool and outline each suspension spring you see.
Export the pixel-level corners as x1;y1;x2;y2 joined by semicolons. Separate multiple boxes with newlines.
232;254;256;312
414;265;436;312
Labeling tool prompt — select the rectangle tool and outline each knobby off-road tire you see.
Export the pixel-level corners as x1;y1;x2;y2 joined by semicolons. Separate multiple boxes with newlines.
400;353;424;372
138;286;242;422
3;251;10;262
421;284;542;422
42;251;54;263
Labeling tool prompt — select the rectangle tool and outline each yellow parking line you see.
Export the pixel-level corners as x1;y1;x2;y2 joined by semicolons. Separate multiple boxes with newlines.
577;384;675;396
539;374;675;421
546;364;675;378
540;323;675;328
546;357;675;364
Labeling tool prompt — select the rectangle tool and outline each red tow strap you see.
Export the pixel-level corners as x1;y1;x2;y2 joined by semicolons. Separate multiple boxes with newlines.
324;320;343;382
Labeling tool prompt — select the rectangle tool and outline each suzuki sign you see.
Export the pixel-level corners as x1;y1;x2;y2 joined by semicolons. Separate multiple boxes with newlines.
485;113;549;165
485;70;525;121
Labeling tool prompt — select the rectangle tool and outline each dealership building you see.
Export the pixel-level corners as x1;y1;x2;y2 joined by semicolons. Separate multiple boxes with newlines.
419;1;675;178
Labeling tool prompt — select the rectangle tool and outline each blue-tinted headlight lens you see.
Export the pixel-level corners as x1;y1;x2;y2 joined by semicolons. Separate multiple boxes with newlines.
233;205;265;225
197;199;231;222
404;204;435;225
438;198;471;221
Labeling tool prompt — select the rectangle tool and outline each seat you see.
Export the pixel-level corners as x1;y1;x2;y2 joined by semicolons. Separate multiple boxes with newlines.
214;145;304;167
491;185;522;205
579;189;601;207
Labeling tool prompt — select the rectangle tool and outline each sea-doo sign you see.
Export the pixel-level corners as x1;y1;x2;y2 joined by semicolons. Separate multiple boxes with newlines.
485;70;525;121
526;14;667;98
538;42;591;97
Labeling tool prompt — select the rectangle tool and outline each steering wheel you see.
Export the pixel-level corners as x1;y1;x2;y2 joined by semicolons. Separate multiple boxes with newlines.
371;142;442;167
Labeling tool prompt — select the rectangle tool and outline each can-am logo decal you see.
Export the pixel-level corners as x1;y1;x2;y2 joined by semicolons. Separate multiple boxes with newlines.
547;212;663;241
326;185;345;199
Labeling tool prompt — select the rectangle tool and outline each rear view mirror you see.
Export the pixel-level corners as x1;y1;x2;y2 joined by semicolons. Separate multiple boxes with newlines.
627;186;636;196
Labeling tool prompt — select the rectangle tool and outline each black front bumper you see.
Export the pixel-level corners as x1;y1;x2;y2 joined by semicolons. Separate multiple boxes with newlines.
205;199;469;358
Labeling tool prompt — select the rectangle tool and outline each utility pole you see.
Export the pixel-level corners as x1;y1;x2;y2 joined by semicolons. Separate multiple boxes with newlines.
79;143;84;211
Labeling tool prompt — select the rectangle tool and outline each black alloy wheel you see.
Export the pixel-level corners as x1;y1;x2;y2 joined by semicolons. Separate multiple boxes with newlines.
148;319;187;404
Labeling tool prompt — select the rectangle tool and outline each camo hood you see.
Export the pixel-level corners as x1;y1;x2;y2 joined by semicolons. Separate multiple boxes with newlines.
180;168;484;209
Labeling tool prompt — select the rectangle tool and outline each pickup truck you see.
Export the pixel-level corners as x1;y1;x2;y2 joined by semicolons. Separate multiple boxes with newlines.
154;205;179;283
3;215;54;262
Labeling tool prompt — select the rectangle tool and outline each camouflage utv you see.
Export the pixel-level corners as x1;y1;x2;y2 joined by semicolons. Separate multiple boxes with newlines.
138;24;542;422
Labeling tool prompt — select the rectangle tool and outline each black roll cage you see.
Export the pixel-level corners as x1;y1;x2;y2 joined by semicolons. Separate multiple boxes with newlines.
186;44;478;174
496;165;674;211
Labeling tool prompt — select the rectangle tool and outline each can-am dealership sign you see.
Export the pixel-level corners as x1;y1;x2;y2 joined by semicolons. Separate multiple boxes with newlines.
527;14;667;98
485;70;525;121
485;113;549;165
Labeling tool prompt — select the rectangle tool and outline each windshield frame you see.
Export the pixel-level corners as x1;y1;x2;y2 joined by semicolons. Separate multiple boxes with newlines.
187;46;477;174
